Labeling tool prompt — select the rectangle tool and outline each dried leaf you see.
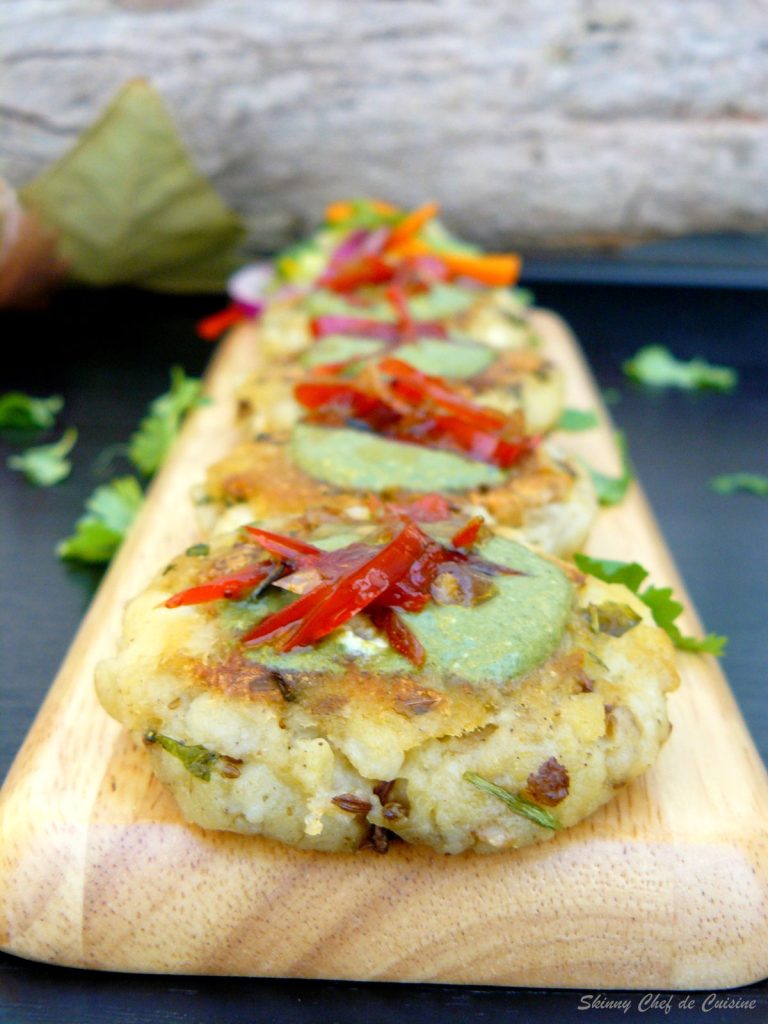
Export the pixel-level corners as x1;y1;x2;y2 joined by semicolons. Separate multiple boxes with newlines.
20;80;245;292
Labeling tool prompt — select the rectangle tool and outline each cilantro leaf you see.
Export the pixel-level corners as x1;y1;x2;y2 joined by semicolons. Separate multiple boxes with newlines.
586;431;633;506
464;772;562;831
7;427;77;486
558;408;599;432
710;472;768;497
128;366;204;476
0;392;63;431
572;554;649;592
638;584;724;655
623;345;737;392
574;553;727;655
57;475;143;563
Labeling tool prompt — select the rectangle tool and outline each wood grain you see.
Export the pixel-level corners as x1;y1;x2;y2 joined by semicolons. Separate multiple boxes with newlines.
1;311;766;988
5;4;768;249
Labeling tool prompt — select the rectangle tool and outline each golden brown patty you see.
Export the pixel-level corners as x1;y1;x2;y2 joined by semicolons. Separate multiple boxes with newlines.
234;346;564;440
96;522;678;854
200;432;596;557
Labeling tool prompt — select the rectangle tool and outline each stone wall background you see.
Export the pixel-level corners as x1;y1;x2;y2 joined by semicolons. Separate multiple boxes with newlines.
2;0;767;251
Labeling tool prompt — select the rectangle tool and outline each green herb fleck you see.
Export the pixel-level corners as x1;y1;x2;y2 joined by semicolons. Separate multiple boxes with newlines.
128;366;204;476
623;345;737;392
558;408;599;432
585;431;633;506
463;772;562;831
58;475;144;563
145;731;218;781
186;542;210;557
0;392;63;431
710;472;768;497
602;387;622;406
7;427;77;486
574;553;727;655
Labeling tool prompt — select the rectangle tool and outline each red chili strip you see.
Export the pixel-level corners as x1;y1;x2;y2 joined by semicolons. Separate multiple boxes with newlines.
196;303;247;341
318;255;396;293
165;562;273;608
241;581;334;647
294;380;392;423
283;521;428;650
245;526;322;563
380;357;506;432
375;537;447;612
451;515;485;549
243;521;429;651
368;606;425;667
386;283;414;337
388;409;535;470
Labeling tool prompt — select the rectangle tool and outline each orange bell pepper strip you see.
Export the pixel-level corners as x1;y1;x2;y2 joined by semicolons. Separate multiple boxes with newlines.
384;202;440;254
385;237;522;287
436;251;522;287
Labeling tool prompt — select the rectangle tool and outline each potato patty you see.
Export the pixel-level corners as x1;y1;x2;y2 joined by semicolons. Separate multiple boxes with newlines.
200;432;596;558
234;346;564;440
253;287;540;364
96;521;678;855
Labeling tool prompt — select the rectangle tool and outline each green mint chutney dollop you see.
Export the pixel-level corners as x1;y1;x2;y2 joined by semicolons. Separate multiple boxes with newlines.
291;423;504;492
398;535;573;684
230;530;572;687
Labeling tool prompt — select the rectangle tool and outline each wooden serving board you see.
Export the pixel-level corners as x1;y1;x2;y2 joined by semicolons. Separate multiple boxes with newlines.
1;311;767;989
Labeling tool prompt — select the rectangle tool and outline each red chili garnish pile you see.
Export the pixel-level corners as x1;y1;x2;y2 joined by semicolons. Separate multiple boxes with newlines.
295;356;538;469
165;514;519;667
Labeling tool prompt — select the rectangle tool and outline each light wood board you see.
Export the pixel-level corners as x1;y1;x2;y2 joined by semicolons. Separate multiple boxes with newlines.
1;311;767;988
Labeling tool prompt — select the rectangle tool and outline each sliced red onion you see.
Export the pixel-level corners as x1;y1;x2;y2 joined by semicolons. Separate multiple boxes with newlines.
312;315;448;341
361;226;390;256
411;321;448;339
322;225;391;279
227;262;275;317
409;254;451;284
324;229;370;276
312;316;398;341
